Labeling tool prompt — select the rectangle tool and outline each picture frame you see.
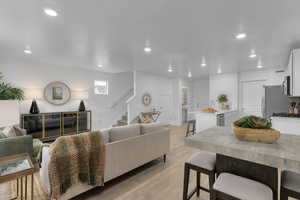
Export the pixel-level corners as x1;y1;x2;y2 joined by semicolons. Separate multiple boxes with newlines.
44;82;71;105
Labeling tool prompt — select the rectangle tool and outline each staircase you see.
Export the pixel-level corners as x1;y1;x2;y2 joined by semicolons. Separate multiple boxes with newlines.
110;88;133;127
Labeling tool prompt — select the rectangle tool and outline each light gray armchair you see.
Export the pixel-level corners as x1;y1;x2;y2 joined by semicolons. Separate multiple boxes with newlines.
0;135;35;162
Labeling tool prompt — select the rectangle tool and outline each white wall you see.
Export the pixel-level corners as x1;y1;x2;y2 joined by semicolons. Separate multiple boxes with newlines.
0;61;133;130
128;71;178;125
238;68;286;112
209;73;238;110
191;78;209;110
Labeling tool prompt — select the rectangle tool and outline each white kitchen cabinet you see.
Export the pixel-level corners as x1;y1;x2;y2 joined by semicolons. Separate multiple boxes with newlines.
271;117;300;135
289;49;300;96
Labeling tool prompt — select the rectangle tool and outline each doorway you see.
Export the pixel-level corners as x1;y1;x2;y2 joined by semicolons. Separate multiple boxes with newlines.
241;80;265;116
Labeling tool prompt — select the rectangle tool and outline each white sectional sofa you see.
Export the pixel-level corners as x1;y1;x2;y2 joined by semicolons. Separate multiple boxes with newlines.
39;123;170;200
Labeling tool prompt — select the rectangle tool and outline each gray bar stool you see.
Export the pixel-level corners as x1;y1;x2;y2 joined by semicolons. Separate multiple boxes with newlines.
281;170;300;200
212;154;278;200
183;152;216;200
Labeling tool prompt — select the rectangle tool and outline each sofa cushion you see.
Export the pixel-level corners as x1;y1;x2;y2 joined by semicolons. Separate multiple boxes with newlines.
213;173;273;200
110;124;141;142
141;123;164;134
100;128;110;144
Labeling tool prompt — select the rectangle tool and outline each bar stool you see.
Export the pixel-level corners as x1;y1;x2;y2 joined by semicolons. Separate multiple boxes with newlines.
212;154;278;200
281;170;300;200
183;152;216;200
186;120;196;137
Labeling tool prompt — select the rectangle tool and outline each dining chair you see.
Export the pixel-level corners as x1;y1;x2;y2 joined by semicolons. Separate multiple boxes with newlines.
185;120;196;137
183;152;216;200
281;170;300;200
212;154;278;200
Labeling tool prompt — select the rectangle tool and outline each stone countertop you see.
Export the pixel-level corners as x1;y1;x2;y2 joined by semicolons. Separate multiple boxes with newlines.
272;113;300;118
188;110;238;115
185;127;300;173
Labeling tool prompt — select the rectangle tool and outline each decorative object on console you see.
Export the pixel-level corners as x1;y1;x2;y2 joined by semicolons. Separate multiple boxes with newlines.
44;81;71;105
73;90;89;112
21;111;92;142
142;93;152;106
217;94;229;110
233;115;280;143
24;88;43;114
0;72;24;100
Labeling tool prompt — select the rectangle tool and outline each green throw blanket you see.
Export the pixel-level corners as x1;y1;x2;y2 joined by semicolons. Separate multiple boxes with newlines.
48;131;105;199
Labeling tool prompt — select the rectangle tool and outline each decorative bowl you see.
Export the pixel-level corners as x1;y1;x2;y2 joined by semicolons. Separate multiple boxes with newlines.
233;126;280;144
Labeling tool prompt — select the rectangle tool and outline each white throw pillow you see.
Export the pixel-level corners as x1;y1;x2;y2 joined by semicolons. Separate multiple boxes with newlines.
110;124;141;142
2;126;17;137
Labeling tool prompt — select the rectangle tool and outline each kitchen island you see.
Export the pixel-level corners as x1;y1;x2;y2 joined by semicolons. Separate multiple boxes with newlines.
189;110;239;132
271;116;300;135
185;127;300;173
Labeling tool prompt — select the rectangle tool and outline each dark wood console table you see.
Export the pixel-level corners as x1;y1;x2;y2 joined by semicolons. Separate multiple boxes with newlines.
21;111;92;142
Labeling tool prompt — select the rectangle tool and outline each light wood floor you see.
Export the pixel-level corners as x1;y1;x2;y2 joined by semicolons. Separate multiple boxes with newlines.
6;125;288;200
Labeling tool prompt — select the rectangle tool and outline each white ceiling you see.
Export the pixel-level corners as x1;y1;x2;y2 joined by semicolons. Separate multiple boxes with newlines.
1;0;300;78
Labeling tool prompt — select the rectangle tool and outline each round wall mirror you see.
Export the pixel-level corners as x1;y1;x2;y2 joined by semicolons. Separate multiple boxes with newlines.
44;81;71;105
142;93;152;106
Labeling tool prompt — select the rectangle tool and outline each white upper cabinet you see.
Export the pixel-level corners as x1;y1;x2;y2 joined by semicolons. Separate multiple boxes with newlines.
291;49;300;96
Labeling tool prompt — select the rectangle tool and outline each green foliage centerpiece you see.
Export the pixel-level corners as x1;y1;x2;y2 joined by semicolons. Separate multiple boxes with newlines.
217;94;228;110
0;72;24;100
233;115;280;143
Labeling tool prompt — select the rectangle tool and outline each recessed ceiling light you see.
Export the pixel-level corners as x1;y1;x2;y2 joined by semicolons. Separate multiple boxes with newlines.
249;50;257;58
217;68;222;74
144;47;152;53
257;60;263;68
188;72;192;78
24;46;32;54
235;33;247;40
201;57;207;67
97;64;103;68
44;8;58;17
257;65;263;69
168;68;173;72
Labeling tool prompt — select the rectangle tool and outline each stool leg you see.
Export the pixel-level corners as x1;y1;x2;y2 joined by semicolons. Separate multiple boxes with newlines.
209;172;215;200
197;172;201;197
186;124;190;137
183;164;190;200
280;188;288;200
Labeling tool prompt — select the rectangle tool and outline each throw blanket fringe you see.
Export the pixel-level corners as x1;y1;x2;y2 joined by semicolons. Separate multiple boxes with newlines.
48;131;105;199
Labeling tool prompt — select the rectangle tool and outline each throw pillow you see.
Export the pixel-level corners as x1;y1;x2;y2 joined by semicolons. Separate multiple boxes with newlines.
2;126;17;137
13;125;27;136
0;130;7;139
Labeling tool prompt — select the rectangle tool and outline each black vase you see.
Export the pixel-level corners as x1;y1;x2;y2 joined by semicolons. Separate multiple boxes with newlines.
79;100;86;112
30;99;40;114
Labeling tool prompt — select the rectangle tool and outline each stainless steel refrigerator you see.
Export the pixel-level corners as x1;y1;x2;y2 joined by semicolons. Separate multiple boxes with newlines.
263;85;291;119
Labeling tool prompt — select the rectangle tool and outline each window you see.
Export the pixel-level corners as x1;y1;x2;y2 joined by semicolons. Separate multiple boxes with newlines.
94;80;108;95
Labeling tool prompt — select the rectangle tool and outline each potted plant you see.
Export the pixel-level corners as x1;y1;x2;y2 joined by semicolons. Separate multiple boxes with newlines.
0;72;24;126
217;94;228;110
0;72;24;100
233;115;280;143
